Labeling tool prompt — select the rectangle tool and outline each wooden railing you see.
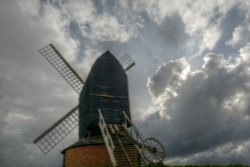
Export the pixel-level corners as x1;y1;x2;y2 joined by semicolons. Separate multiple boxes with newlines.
122;111;146;164
122;111;144;145
98;109;116;167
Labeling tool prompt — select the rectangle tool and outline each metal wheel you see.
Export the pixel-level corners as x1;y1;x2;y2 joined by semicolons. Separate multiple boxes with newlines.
141;137;166;163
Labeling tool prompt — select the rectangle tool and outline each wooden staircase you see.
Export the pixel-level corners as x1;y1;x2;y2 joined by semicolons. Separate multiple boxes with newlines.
98;110;144;167
108;124;142;167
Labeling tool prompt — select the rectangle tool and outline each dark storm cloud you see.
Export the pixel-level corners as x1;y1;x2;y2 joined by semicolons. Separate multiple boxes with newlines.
0;1;79;167
144;45;250;164
63;0;191;115
1;0;250;166
158;13;189;48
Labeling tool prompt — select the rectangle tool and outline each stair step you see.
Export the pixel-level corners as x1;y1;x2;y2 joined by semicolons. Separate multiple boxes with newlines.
114;147;137;150
116;164;130;166
115;157;129;160
115;154;139;158
116;160;130;163
100;121;144;166
115;154;138;157
114;148;137;152
115;148;137;151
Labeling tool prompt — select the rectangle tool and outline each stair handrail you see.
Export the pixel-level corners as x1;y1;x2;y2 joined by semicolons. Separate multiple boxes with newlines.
98;109;116;167
122;111;145;145
122;111;147;165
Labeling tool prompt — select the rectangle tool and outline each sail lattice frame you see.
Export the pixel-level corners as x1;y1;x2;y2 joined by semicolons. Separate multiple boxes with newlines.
118;53;135;72
39;44;84;94
34;106;79;154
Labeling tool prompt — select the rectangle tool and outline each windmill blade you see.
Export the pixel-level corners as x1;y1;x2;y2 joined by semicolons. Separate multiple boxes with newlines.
39;44;84;94
34;105;79;154
118;53;135;72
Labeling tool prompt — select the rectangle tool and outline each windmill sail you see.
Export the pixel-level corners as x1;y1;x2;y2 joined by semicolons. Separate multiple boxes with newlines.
34;44;84;154
39;44;84;94
118;53;135;72
34;105;79;154
35;45;136;155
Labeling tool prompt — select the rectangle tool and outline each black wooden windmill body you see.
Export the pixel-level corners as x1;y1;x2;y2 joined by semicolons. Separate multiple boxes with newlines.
34;44;166;167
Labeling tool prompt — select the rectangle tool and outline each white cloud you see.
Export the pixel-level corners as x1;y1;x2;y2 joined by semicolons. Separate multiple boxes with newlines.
225;2;250;48
1;0;250;166
147;58;190;100
226;22;250;48
86;13;130;42
74;48;101;79
142;0;246;56
65;0;96;24
145;44;250;163
0;1;79;166
65;0;132;42
38;3;79;62
227;26;248;47
202;25;222;50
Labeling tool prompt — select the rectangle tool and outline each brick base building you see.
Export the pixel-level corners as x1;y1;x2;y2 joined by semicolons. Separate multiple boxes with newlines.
62;136;112;167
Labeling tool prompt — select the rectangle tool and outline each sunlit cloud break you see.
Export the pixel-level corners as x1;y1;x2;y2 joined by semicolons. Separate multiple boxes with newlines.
1;0;250;166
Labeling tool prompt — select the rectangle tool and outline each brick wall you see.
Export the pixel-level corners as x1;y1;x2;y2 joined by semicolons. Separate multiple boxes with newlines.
64;144;112;167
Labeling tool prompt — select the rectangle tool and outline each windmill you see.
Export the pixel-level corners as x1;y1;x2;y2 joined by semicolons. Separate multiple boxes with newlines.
34;44;166;167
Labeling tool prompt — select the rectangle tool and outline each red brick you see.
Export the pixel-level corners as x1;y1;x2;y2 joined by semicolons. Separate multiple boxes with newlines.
64;144;112;167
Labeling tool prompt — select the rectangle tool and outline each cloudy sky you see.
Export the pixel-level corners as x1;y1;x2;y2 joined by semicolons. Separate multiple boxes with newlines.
1;0;250;166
